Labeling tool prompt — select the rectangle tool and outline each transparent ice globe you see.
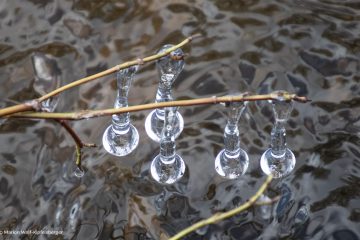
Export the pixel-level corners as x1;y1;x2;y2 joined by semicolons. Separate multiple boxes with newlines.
151;154;185;184
260;94;296;178
145;45;185;142
215;148;249;179
102;124;139;157
214;98;249;179
102;66;139;157
150;107;185;184
145;109;183;142
260;148;296;178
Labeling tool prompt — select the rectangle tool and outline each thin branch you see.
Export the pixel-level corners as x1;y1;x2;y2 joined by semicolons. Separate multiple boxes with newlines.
56;119;96;169
8;92;310;120
75;145;82;170
0;34;201;118
255;195;281;206
57;119;84;147
0;103;36;119
168;175;273;240
56;119;96;148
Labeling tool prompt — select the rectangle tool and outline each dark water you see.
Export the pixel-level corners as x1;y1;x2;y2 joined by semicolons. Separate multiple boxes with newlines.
0;0;360;239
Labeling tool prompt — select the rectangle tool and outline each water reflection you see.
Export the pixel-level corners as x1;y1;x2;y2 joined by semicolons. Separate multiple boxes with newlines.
67;200;81;234
0;0;360;239
255;194;272;221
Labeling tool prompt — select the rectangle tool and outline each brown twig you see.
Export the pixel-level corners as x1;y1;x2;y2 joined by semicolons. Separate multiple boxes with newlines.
7;92;310;120
56;119;96;170
0;34;201;118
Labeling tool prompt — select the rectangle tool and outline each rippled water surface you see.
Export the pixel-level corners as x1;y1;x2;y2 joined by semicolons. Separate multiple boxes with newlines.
0;0;359;239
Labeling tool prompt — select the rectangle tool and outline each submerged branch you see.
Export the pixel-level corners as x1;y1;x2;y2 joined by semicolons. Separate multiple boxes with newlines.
169;175;273;240
8;92;310;120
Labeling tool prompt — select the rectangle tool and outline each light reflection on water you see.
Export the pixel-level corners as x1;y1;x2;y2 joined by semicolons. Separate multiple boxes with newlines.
0;0;359;239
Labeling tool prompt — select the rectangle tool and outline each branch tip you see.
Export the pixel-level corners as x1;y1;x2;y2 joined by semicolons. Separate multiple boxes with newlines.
189;33;202;41
169;175;273;240
83;143;97;148
255;195;281;206
293;96;311;103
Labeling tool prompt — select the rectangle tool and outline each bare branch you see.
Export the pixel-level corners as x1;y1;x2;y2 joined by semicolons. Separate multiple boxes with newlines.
0;34;200;117
56;119;96;169
8;92;310;120
169;175;273;240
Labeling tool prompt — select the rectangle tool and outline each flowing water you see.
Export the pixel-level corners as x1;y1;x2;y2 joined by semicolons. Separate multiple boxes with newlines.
0;0;359;239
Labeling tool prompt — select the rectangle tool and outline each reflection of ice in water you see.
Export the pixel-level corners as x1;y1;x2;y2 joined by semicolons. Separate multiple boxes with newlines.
31;144;65;201
307;153;321;167
68;201;81;232
195;224;209;236
294;205;309;226
256;194;272;220
31;53;61;112
276;183;293;220
31;145;50;196
55;201;64;228
154;191;167;213
259;220;279;239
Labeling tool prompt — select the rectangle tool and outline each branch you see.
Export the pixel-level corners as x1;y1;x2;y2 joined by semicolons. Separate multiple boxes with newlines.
255;195;281;206
7;92;310;120
169;175;273;240
0;34;201;118
56;119;96;170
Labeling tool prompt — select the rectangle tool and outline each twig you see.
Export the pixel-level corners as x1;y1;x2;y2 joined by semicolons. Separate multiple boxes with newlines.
56;119;96;170
255;195;281;206
168;175;273;240
7;92;310;120
0;34;201;118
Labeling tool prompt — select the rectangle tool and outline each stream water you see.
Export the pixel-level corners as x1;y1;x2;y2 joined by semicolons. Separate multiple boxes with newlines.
0;0;359;239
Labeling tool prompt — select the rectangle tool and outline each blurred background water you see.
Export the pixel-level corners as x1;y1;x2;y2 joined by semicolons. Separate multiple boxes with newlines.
0;0;359;239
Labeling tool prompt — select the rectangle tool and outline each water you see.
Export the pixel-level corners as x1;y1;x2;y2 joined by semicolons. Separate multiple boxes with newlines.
0;0;359;239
